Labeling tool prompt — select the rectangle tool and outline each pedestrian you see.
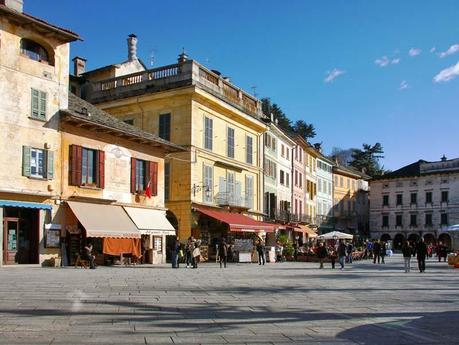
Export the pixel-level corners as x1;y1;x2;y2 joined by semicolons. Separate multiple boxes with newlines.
402;240;412;273
192;242;201;269
437;242;448;262
416;238;427;273
380;241;387;264
317;242;328;269
185;237;194;268
83;242;96;269
256;240;265;265
373;240;381;264
337;240;346;270
346;242;354;264
329;246;337;269
219;238;228;268
275;241;284;262
171;237;180;268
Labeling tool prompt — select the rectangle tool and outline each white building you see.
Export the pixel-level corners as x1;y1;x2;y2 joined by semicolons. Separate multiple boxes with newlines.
316;154;334;233
369;156;459;250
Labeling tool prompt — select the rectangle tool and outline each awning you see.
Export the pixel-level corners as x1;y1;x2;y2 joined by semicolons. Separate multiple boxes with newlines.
123;207;176;236
295;224;318;238
318;231;353;240
0;200;52;210
195;207;275;233
67;201;140;238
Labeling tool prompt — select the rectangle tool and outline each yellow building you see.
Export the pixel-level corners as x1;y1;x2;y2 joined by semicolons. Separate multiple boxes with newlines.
75;40;273;257
304;145;318;225
0;1;80;266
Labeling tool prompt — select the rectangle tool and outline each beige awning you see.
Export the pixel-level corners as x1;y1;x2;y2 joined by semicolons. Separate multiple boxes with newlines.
123;207;176;236
67;201;140;238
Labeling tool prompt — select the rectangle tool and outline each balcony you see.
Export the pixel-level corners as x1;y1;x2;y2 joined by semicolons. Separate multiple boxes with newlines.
215;192;251;210
86;60;263;120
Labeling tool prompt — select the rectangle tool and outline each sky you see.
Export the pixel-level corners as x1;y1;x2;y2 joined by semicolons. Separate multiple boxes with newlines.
26;0;459;170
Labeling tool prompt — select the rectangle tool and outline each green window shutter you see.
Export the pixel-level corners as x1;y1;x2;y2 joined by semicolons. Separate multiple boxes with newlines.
22;146;31;177
39;91;47;120
46;150;54;180
31;89;39;118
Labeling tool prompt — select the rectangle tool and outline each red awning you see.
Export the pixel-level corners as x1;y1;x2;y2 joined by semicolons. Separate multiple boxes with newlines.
195;207;275;233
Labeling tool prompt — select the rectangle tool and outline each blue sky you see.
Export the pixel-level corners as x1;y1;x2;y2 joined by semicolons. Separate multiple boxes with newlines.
26;1;459;170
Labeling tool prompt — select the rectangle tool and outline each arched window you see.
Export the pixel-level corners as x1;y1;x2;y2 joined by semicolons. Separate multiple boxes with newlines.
20;38;51;64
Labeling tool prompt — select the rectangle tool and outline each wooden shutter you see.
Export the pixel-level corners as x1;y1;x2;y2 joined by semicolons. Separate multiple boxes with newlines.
31;89;39;118
46;150;54;180
130;157;136;193
97;150;105;189
70;145;82;186
39;91;46;120
22;146;31;177
149;161;158;196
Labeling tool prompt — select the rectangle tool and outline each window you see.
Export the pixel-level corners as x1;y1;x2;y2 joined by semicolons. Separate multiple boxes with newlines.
227;172;235;196
410;193;417;205
383;195;389;206
396;214;403;227
382;215;389;227
425;213;432;226
245;175;254;209
299;173;303;188
246;136;253;164
335;175;338;185
22;146;53;179
31;88;46;120
286;173;290;188
340;176;344;187
203;165;213;203
281;144;285;157
20;38;50;64
264;159;276;179
280;170;285;185
130;158;158;195
286;148;289;160
441;213;448;225
441;191;449;203
159;113;171;141
295;170;298;187
328;182;332;195
69;145;104;188
227;127;235;158
396;194;403;206
204;117;213;150
153;236;162;251
164;162;170;201
426;191;432;204
347;178;350;189
317;178;322;192
410;214;417;227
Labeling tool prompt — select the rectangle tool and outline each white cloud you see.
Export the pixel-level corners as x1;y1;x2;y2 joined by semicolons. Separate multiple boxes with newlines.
391;58;400;64
439;44;459;58
324;68;345;83
399;80;409;90
430;47;436;53
375;56;390;67
408;48;422;56
433;61;459;82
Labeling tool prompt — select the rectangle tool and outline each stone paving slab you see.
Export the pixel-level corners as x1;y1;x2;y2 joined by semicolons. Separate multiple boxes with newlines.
0;255;459;344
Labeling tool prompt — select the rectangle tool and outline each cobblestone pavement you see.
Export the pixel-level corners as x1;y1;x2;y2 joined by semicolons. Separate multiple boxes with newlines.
0;255;458;345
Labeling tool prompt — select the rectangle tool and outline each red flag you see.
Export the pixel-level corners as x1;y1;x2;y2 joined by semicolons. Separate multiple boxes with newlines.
145;179;152;198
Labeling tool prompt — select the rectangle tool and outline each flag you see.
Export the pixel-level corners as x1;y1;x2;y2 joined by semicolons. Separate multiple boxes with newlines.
145;178;152;198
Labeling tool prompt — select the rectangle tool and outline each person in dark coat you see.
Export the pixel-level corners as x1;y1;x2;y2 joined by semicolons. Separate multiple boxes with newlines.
380;241;387;264
402;240;412;273
256;240;265;265
317;242;328;269
219;238;228;268
416;238;428;272
171;237;180;268
373;240;381;264
337;240;347;270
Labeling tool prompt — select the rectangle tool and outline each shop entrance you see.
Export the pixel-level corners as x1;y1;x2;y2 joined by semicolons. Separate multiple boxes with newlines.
2;207;39;265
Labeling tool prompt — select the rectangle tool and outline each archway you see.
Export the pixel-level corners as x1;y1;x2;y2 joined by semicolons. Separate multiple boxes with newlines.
423;233;436;246
408;233;420;243
380;233;391;242
438;233;452;249
393;233;405;250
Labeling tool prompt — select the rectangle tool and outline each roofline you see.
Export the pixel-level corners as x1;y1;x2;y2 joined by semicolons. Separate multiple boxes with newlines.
0;5;81;42
60;110;187;153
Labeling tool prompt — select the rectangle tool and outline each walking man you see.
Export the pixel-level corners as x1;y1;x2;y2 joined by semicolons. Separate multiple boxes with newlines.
346;242;354;264
338;240;347;270
256;240;265;265
402;240;412;273
317;242;328;269
219;238;228;268
416;238;428;273
380;241;387;264
373;240;381;264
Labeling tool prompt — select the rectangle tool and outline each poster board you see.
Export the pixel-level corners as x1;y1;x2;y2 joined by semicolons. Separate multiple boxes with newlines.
45;224;61;248
233;239;253;253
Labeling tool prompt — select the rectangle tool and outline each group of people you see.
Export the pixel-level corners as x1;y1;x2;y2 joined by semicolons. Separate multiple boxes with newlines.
171;237;201;269
316;240;353;270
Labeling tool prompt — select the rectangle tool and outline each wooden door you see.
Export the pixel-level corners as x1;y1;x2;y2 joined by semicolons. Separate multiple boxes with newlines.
3;218;19;265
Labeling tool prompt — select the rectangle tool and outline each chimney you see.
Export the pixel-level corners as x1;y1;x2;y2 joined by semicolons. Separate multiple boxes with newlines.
72;56;86;76
441;154;447;162
127;34;138;61
0;0;23;12
177;49;188;64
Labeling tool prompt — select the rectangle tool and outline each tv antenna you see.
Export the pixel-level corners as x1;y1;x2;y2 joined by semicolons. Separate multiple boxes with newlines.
251;85;258;97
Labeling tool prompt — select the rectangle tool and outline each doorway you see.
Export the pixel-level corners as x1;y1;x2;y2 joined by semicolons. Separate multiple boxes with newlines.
3;218;19;265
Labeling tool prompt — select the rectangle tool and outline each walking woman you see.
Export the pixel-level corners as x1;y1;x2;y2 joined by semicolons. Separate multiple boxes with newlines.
219;238;228;268
402;240;412;273
192;242;201;269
